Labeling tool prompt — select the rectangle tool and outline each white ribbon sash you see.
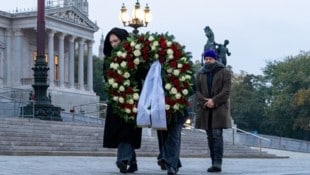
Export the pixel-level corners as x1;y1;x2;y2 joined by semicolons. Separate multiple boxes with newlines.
137;61;167;129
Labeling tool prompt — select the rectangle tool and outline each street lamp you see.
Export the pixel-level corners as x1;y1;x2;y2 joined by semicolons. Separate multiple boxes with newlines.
120;0;152;34
22;0;62;121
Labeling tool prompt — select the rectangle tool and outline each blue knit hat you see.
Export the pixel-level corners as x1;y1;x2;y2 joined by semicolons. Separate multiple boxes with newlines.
203;49;217;60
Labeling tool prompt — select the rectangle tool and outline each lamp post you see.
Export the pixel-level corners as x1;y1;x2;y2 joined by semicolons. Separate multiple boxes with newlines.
120;0;152;34
22;0;62;121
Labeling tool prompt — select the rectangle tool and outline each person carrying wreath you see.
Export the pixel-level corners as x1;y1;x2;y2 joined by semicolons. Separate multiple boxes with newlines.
156;108;189;175
195;49;232;173
102;27;142;174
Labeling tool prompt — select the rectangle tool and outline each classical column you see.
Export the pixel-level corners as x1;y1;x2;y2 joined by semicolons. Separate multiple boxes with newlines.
78;39;85;90
69;36;75;88
87;40;94;92
58;33;66;87
14;29;23;85
5;29;12;86
48;30;55;87
0;45;4;84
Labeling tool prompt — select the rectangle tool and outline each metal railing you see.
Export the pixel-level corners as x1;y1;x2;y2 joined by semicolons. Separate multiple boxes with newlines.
69;101;107;118
0;88;35;118
232;127;270;156
0;87;107;125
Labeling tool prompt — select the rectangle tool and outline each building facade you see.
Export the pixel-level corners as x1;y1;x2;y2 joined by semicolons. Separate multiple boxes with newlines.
0;0;100;116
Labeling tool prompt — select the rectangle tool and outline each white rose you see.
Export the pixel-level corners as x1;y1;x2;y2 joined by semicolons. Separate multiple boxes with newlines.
167;49;174;55
180;76;186;82
119;85;125;92
124;80;130;86
108;78;114;85
181;57;187;61
133;107;138;113
133;58;140;65
122;52;127;58
151;45;156;51
175;93;181;99
177;63;183;68
148;36;154;41
133;93;139;100
167;41;172;47
127;99;134;104
168;55;174;59
113;96;119;102
123;72;130;78
112;82;118;88
185;75;191;80
119;97;124;103
167;68;173;73
171;87;177;94
110;63;116;69
112;63;119;69
133;50;141;57
116;51;123;57
182;89;189;95
165;104;170;110
165;83;172;90
125;108;131;114
173;104;180;110
135;44;141;50
109;63;114;69
117;69;122;75
130;41;136;47
152;41;159;47
173;69;180;76
120;61;127;68
155;53;159;59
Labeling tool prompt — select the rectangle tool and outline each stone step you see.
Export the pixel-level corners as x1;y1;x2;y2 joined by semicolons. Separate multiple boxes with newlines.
0;117;281;158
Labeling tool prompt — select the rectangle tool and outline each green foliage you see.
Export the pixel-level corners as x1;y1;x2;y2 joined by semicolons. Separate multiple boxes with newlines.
230;51;309;140
230;73;268;132
262;52;310;139
92;56;107;101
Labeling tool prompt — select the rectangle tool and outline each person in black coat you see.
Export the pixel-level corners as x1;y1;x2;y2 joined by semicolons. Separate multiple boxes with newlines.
103;27;142;174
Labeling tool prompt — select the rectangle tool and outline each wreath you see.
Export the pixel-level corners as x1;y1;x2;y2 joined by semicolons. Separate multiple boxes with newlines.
105;32;194;123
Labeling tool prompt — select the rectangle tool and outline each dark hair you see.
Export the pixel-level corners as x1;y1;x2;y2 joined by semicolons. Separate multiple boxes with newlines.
103;27;129;57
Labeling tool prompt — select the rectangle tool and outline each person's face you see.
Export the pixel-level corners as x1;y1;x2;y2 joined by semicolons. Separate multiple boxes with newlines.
109;34;121;48
204;57;216;64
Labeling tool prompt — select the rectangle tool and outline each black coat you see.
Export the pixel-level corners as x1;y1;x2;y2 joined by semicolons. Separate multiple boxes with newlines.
103;103;142;149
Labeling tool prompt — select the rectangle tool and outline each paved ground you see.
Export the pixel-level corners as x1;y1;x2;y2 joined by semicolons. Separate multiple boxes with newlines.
0;148;309;175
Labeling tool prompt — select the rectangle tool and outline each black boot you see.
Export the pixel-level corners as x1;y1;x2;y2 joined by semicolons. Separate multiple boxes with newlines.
116;160;128;173
157;159;167;170
167;166;177;175
127;163;138;173
207;166;221;172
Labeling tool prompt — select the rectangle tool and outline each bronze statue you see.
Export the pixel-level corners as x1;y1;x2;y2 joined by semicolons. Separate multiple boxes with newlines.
216;40;231;66
203;26;217;51
202;26;231;66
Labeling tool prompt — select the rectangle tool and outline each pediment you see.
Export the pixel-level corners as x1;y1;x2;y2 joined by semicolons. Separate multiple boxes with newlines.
46;6;98;31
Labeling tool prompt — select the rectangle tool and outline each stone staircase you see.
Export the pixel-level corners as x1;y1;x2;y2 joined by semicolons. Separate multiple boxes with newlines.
0;117;282;158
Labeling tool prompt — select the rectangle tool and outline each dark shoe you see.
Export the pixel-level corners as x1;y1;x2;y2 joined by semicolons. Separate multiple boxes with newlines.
127;163;138;173
157;159;167;170
116;160;127;173
167;166;177;175
207;166;222;172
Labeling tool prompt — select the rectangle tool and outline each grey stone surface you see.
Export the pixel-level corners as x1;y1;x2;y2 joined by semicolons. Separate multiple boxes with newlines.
0;149;309;175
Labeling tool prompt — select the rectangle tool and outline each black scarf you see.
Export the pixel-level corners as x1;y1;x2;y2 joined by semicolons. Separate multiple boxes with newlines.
199;62;225;95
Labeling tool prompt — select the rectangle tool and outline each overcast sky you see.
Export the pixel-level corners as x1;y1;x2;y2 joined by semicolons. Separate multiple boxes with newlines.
2;0;310;75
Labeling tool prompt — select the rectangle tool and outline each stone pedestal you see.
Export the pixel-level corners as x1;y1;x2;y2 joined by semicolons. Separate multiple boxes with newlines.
22;103;62;121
